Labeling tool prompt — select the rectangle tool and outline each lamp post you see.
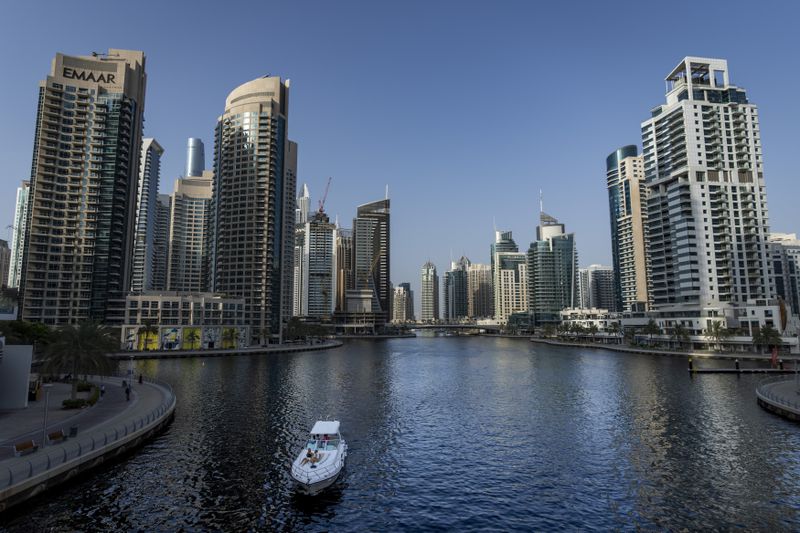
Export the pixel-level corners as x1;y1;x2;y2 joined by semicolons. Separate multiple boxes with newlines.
41;383;53;448
129;355;134;386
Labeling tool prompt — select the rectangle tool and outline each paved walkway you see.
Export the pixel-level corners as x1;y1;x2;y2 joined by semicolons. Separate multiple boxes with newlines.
0;377;164;462
109;339;342;360
759;377;800;413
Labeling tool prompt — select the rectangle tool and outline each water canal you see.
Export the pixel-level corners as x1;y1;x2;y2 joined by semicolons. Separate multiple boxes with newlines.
3;336;799;530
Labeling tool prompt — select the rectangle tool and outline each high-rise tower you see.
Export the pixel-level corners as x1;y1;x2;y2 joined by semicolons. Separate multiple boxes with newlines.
527;212;577;324
186;138;205;177
606;145;649;311
7;181;30;288
420;261;439;321
167;173;212;292
492;231;527;321
642;57;773;310
353;198;390;316
131;138;164;293
444;256;470;321
210;76;297;338
19;49;146;324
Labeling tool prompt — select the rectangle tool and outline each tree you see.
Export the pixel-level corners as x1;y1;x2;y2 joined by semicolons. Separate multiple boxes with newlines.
138;320;159;351
0;320;53;355
608;322;621;337
185;329;200;350
753;325;782;354
587;323;599;342
671;324;690;351
40;321;117;400
703;321;731;352
643;319;662;345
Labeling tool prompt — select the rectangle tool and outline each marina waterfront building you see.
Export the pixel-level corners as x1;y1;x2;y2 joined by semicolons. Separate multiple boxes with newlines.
151;194;171;292
606;145;649;311
467;263;492;318
210;76;297;338
444;256;470;321
131;138;164;293
492;231;527;321
295;183;311;225
527;212;578;324
293;212;338;318
19;49;147;325
641;57;774;312
167;173;212;292
768;233;800;316
578;264;616;311
7;181;30;288
353;198;391;317
420;261;439;321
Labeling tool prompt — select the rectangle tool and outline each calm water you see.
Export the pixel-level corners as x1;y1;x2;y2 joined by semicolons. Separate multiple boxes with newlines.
3;336;800;531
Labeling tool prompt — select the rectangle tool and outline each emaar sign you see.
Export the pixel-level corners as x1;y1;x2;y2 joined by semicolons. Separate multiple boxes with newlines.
62;67;116;84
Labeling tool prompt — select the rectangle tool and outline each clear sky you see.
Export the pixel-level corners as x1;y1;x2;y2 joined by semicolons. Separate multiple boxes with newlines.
1;1;798;313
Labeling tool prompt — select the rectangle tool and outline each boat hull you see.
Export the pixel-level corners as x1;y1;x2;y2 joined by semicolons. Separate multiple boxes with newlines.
293;468;342;496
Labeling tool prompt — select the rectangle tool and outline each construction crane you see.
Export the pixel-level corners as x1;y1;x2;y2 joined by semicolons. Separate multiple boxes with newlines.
317;177;332;216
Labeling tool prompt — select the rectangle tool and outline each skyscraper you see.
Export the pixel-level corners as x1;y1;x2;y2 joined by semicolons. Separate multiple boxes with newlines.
527;212;577;324
642;57;773;311
152;194;171;292
7;181;29;288
335;229;353;313
444;256;470;321
167;173;212;292
467;263;492;318
296;183;310;225
606;145;649;311
185;138;205;177
293;212;338;318
492;231;527;321
210;76;297;338
19;49;147;325
0;240;10;289
768;233;800;316
131;138;164;293
392;283;414;323
420;261;439;321
578;264;616;311
353;198;390;316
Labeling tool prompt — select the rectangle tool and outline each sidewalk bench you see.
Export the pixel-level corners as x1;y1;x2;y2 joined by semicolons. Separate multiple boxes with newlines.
47;429;67;444
13;440;38;456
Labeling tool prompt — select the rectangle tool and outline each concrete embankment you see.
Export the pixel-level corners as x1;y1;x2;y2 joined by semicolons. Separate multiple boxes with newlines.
530;337;800;362
756;378;800;422
0;377;175;513
109;339;342;360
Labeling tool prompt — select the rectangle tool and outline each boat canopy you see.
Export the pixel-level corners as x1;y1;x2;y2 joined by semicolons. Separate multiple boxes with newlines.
310;421;340;435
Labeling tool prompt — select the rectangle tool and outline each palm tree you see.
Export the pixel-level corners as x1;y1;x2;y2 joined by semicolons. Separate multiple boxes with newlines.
608;322;621;337
185;329;200;350
40;321;117;400
222;328;237;349
587;323;599;343
643;319;661;346
753;325;782;354
671;324;690;351
703;321;731;352
138;320;159;351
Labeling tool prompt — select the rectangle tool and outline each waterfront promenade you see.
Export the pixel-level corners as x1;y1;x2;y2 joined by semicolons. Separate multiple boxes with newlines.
757;377;800;421
0;376;175;512
109;338;342;360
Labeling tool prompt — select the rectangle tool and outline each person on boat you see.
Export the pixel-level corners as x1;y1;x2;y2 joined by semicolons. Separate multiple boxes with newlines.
322;434;329;448
301;448;315;465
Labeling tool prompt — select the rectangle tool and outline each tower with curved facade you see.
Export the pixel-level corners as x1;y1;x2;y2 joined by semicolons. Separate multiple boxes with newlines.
210;76;297;339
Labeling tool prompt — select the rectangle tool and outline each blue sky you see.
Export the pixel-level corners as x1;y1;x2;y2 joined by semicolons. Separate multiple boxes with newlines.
1;1;798;309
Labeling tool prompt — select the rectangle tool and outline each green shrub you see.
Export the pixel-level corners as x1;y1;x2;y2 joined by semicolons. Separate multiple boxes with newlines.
87;386;100;406
76;381;92;392
62;398;87;409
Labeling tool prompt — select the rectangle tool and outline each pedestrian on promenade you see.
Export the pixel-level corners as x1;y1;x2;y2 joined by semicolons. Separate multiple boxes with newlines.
138;374;143;385
100;385;105;398
125;386;131;401
122;379;127;388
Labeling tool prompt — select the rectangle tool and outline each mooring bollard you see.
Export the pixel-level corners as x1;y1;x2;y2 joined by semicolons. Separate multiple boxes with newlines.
735;359;740;371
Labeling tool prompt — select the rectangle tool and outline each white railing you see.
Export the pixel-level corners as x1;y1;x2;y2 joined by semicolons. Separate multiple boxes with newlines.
290;444;347;485
1;375;175;490
756;377;800;414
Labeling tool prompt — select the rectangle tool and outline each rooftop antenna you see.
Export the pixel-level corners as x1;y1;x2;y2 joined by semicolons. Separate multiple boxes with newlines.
539;189;544;215
385;184;389;200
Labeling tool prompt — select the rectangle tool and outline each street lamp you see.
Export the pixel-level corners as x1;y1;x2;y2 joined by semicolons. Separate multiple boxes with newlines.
41;383;53;448
129;354;134;386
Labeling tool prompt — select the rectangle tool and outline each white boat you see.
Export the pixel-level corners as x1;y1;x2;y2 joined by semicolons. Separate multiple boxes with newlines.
290;420;347;495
